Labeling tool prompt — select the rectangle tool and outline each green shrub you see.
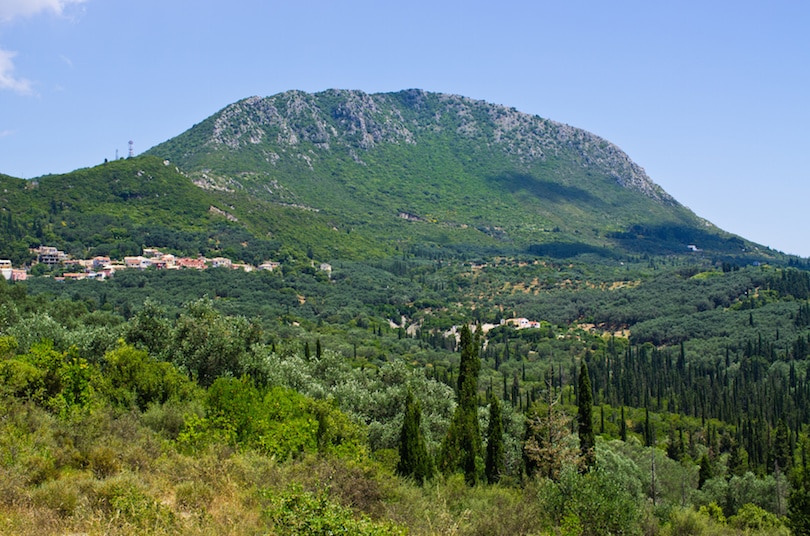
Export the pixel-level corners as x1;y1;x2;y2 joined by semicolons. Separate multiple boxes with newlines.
87;445;120;479
728;503;785;532
535;465;643;536
23;452;57;486
174;480;214;511
187;378;366;461
31;477;80;517
264;486;406;536
660;508;712;536
0;466;27;507
0;358;43;398
141;399;201;440
102;342;196;411
90;474;176;530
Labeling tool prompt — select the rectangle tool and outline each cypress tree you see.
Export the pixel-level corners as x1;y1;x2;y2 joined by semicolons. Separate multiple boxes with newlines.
667;425;684;461
644;407;654;447
439;324;482;485
774;419;792;472
578;361;596;470
620;406;627;441
698;453;713;489
485;394;504;484
727;439;747;477
397;389;433;484
789;453;810;535
600;405;605;435
788;486;810;536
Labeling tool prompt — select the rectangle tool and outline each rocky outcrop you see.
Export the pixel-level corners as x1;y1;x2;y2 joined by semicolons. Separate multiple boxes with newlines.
178;89;676;205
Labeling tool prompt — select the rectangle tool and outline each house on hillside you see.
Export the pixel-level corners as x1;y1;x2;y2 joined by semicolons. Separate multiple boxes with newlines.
505;317;542;329
0;260;11;280
160;254;177;268
124;256;152;270
232;263;254;272
177;257;207;270
33;246;68;266
211;257;232;269
92;256;111;270
258;261;281;271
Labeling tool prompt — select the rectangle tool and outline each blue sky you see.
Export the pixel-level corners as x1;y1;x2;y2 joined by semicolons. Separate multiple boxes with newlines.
1;1;808;256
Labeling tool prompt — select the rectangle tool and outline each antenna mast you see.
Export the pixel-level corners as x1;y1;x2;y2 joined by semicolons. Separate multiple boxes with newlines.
128;140;134;158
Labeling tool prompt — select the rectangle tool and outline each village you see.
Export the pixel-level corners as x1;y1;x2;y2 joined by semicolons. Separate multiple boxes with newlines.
1;247;551;336
0;245;331;282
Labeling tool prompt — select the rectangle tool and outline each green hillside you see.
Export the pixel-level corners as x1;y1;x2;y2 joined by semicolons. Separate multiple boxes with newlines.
0;157;301;265
0;89;784;266
146;89;773;262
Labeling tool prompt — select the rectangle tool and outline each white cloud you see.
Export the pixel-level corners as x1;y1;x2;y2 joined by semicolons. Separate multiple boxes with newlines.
0;49;32;95
0;1;86;94
0;0;86;22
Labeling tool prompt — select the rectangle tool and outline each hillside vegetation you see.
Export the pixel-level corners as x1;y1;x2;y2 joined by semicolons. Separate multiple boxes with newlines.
147;89;774;262
1;89;809;534
3;259;810;534
0;90;785;268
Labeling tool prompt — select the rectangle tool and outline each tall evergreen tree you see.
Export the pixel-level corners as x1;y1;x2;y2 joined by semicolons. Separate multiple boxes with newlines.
620;406;627;442
439;324;482;485
667;425;684;461
774;419;792;472
485;393;504;484
788;486;810;536
789;452;810;536
727;439;748;477
397;389;433;484
698;453;713;489
577;361;596;470
644;407;654;447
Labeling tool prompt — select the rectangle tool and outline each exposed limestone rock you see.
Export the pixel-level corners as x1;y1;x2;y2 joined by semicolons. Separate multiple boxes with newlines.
201;89;675;204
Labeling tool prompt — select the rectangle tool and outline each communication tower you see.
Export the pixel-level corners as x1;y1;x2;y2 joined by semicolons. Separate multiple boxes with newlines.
128;140;134;158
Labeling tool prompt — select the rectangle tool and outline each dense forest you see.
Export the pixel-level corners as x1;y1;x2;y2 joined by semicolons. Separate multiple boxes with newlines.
2;250;810;535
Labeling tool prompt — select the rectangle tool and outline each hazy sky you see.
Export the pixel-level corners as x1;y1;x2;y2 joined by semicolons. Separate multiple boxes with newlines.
1;1;808;255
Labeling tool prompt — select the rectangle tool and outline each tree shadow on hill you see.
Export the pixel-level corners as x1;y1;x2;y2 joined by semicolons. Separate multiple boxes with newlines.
609;224;750;255
489;171;604;208
527;242;618;259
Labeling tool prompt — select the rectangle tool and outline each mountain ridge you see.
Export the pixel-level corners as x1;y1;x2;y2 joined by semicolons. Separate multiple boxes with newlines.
0;89;783;265
157;89;675;204
146;88;759;261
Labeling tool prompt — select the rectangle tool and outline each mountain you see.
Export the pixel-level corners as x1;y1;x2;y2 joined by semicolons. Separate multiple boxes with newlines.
146;89;764;261
0;89;781;265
